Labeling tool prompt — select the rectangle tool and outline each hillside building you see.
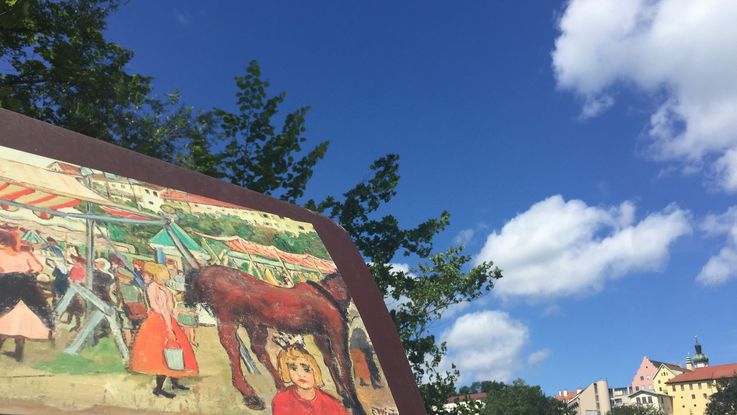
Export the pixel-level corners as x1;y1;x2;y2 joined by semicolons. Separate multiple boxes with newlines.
567;380;612;415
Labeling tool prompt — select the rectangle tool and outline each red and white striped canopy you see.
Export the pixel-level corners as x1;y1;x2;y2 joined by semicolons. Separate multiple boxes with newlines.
0;158;152;220
195;232;337;275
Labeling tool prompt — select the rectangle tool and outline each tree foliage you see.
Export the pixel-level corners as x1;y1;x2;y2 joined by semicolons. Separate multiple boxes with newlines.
608;405;664;415
706;376;737;415
0;0;149;141
480;379;573;415
0;1;503;413
459;380;506;396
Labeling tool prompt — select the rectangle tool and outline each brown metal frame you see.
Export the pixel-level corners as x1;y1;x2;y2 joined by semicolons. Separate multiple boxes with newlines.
0;108;426;414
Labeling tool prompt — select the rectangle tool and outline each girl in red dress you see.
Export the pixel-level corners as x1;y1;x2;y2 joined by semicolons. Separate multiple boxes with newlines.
128;262;198;398
271;346;350;415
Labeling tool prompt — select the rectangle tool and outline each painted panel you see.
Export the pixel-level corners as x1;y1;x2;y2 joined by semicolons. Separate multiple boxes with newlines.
0;145;399;415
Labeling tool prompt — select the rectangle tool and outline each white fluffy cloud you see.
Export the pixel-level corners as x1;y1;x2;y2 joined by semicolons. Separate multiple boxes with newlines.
553;0;737;191
383;263;413;311
453;228;475;246
474;195;690;299
527;349;551;366
443;310;529;383
697;206;737;285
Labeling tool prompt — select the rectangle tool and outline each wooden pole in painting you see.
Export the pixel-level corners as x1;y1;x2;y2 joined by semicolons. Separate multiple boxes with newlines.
84;213;95;347
163;221;200;271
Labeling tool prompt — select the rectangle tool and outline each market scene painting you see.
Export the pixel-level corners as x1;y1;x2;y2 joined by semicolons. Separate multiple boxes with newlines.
0;145;397;415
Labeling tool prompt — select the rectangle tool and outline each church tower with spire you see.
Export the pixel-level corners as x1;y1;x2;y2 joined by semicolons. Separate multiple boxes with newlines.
692;337;709;368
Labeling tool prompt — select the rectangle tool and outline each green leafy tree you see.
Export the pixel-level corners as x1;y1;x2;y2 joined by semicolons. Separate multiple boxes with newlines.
458;380;506;395
706;376;737;415
608;405;664;415
0;2;503;413
0;0;150;141
214;60;330;203
0;0;213;164
481;379;573;415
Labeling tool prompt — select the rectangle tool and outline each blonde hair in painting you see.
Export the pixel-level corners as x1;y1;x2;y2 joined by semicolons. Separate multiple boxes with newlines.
277;346;324;387
143;262;171;284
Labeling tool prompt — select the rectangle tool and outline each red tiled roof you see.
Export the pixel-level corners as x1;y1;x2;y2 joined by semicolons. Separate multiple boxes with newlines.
651;359;681;370
554;391;577;402
160;189;245;209
48;161;81;175
447;392;487;403
663;362;688;373
666;363;737;384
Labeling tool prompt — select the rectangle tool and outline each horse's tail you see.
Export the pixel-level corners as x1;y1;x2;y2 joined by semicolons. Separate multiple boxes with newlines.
184;268;201;307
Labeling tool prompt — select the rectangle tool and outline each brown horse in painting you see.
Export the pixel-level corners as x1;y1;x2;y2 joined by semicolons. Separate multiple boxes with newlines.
187;265;365;414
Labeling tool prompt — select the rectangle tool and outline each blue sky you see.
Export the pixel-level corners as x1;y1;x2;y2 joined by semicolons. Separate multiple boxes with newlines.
105;0;737;394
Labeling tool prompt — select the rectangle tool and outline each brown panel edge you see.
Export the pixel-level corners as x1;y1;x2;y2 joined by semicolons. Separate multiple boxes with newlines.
0;108;427;414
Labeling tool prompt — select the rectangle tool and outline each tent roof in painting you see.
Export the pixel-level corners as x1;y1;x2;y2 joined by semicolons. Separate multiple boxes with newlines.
149;222;204;252
0;158;155;219
20;229;45;245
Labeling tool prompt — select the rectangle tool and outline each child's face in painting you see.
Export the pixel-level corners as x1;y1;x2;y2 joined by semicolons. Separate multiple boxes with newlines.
287;356;316;391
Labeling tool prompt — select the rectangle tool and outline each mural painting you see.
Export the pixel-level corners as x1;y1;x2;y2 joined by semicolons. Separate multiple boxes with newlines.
0;146;398;414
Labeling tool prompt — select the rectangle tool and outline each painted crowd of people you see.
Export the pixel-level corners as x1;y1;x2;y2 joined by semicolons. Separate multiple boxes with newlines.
0;226;358;413
0;227;200;399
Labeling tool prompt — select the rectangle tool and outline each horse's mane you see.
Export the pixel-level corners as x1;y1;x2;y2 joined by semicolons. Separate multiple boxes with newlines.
307;272;351;314
184;267;201;306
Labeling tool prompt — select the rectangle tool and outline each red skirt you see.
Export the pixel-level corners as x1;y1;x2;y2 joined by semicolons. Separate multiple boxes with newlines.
129;312;198;377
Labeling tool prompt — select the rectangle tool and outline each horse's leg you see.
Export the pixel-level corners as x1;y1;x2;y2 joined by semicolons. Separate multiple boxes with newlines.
246;324;283;389
314;329;364;414
217;322;265;410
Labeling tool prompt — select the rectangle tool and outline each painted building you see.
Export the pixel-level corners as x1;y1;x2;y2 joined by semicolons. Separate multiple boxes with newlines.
631;356;681;392
160;189;312;235
609;386;633;407
664;340;737;415
47;161;82;175
567;380;612;415
628;389;673;414
653;362;689;395
85;173;165;212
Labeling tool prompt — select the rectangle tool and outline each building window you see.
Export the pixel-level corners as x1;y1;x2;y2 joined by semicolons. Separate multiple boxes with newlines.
680;385;685;391
672;386;675;391
641;376;644;381
691;394;695;399
703;393;707;398
689;384;693;390
647;397;653;403
698;383;702;389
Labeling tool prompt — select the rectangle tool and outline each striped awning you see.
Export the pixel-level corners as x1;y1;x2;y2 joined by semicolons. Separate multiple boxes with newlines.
0;158;154;220
195;232;337;275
